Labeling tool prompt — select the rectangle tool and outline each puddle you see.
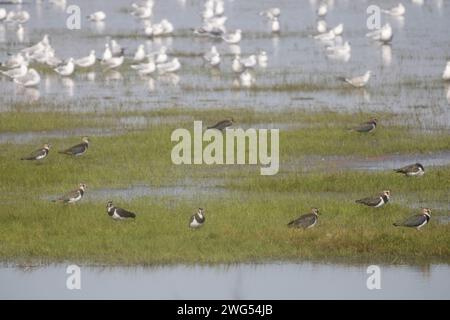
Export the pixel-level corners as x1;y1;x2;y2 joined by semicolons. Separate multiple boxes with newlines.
85;179;226;202
118;115;192;129
239;122;309;130
395;197;449;212
0;262;449;299
435;216;450;225
340;152;450;171
0;128;123;144
287;151;450;172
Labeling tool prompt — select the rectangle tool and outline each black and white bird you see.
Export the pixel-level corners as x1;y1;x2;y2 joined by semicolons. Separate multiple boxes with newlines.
53;183;87;204
287;208;320;229
356;190;391;208
106;201;136;220
189;208;205;229
395;163;425;176
207;118;234;131
351;118;377;133
394;208;432;230
21;143;51;161
59;137;89;156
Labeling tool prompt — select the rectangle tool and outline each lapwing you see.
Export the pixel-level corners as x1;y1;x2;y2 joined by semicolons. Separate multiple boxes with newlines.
59;137;89;156
394;208;431;230
53;183;87;204
21;143;51;161
356;190;390;208
207;118;234;131
288;208;319;229
189;208;205;229
395;163;425;177
106;201;136;220
351;118;377;133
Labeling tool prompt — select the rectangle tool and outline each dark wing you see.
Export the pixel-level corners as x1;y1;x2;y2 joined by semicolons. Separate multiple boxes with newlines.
189;213;204;224
57;189;80;202
21;148;46;160
59;143;86;155
394;214;426;227
395;164;416;173
288;213;316;228
354;122;374;132
195;213;205;223
208;120;232;130
355;196;381;206
116;207;136;218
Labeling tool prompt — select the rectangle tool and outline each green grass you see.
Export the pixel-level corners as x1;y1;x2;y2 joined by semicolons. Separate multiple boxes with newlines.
0;107;449;265
0;194;448;265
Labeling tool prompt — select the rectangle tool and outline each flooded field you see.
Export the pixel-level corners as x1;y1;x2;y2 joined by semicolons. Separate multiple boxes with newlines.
0;0;448;125
0;0;449;300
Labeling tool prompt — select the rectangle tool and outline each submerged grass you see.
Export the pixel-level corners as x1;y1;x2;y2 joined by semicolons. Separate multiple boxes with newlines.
0;106;449;265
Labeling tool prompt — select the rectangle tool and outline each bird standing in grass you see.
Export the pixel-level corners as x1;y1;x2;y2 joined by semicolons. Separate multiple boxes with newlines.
356;190;390;208
350;118;377;133
207;118;234;131
189;208;205;229
394;208;431;230
106;201;136;220
53;183;87;204
21;143;51;161
395;163;425;176
288;208;320;229
59;137;89;156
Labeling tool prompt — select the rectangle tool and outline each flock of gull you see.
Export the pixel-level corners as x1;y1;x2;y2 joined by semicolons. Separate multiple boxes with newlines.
0;0;449;92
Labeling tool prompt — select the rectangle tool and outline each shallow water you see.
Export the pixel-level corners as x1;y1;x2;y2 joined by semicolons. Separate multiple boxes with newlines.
1;262;449;299
86;181;226;202
0;127;121;144
0;0;449;128
288;151;450;172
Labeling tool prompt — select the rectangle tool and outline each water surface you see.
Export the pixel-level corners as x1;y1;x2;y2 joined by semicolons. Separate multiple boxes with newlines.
1;262;449;299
